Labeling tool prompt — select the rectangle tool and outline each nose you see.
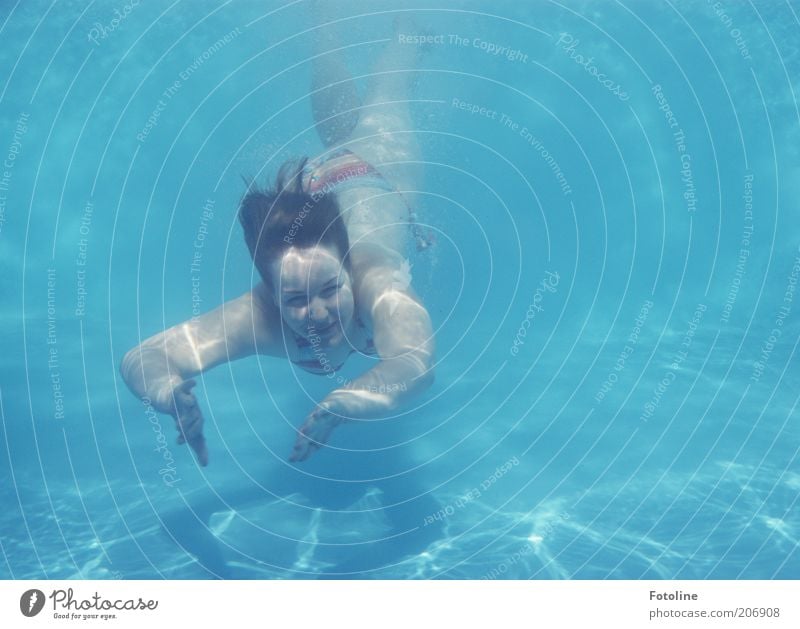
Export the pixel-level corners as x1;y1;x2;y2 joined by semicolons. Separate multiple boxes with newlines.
309;298;329;322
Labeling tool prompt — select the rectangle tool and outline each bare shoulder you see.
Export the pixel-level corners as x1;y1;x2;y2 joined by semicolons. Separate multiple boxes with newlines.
349;243;408;313
348;243;428;334
128;283;288;380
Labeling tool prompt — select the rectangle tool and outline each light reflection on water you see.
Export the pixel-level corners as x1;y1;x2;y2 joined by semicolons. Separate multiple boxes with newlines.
2;454;795;579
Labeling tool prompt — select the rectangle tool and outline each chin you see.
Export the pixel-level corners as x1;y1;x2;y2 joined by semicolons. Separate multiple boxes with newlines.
305;322;337;341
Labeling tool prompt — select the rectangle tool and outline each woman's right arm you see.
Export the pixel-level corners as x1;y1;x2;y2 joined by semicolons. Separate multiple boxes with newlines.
119;283;283;465
119;285;279;411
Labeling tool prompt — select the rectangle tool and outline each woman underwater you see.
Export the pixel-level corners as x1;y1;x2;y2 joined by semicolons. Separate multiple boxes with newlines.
119;11;440;577
121;18;436;467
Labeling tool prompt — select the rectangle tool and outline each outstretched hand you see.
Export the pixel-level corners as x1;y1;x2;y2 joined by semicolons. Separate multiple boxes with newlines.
290;402;344;463
170;379;208;466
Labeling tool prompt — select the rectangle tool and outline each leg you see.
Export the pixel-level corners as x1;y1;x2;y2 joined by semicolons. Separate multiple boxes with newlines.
313;449;445;578
315;488;444;579
309;1;362;147
158;465;364;579
161;499;232;579
346;15;423;192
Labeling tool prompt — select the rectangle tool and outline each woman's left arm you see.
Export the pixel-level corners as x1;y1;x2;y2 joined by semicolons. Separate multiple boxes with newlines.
332;279;436;417
290;263;435;461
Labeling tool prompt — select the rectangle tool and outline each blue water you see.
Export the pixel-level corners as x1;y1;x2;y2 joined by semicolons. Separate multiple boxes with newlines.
1;0;798;579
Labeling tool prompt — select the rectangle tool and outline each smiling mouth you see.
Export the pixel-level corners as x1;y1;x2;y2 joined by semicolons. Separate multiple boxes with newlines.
312;321;338;335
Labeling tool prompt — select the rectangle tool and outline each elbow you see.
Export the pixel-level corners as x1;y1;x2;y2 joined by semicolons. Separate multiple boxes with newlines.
119;348;135;385
424;366;435;390
119;345;146;390
415;363;435;392
406;344;435;393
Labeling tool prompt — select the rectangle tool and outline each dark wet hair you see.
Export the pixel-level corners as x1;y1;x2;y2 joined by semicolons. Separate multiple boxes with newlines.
238;159;351;297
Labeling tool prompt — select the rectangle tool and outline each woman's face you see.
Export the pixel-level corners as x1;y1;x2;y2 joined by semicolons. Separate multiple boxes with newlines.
271;245;354;343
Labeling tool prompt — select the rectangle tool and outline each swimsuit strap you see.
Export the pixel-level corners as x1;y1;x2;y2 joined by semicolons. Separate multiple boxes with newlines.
303;148;394;196
290;312;376;375
304;150;436;252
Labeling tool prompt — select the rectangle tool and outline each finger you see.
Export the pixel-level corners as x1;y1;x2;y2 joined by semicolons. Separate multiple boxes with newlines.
171;380;195;409
177;392;197;412
290;436;309;462
177;397;196;412
176;409;202;434
189;434;208;467
302;441;321;461
175;421;192;443
292;434;324;462
181;415;202;439
304;423;329;447
290;437;306;460
292;446;311;463
175;420;199;444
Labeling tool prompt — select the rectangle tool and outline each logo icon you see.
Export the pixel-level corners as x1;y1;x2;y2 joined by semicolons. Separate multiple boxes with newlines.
20;589;45;617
